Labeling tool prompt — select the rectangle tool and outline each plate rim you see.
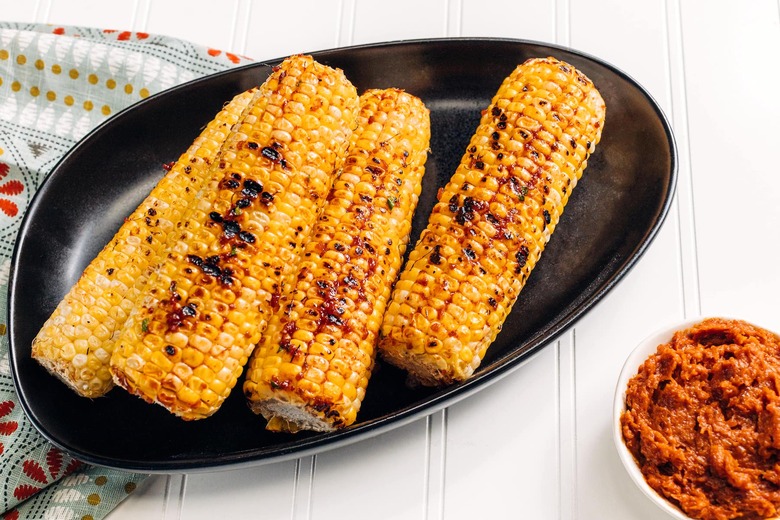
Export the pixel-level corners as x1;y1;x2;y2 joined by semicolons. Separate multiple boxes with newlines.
7;36;678;472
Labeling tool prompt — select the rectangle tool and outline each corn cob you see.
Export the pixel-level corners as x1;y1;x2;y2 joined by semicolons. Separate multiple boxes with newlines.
378;57;606;386
31;88;257;398
110;55;359;420
243;88;431;432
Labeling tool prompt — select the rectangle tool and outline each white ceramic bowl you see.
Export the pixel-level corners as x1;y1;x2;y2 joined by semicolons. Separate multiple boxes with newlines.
612;315;780;520
614;316;780;520
613;317;707;520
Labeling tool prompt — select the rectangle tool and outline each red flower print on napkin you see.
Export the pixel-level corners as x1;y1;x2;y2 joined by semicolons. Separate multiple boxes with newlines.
0;400;18;456
0;163;24;218
47;447;64;477
206;48;243;64
12;449;82;501
102;29;150;40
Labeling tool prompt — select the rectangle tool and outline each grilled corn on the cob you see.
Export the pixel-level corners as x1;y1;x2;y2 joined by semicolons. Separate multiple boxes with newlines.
243;88;431;432
110;55;359;420
378;57;606;386
31;88;257;398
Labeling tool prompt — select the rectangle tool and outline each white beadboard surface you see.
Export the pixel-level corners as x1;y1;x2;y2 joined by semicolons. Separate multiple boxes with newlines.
2;0;779;518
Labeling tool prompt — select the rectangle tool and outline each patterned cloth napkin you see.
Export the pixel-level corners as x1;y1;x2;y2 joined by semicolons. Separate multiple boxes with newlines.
0;22;250;520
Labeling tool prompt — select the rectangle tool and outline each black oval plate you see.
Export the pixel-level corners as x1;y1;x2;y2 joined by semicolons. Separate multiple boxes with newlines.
8;38;676;472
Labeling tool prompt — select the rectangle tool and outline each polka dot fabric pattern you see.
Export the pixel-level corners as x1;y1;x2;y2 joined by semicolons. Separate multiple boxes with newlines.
0;22;249;519
0;23;249;133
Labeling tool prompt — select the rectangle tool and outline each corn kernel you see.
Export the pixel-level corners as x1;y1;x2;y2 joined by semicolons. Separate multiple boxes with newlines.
181;348;204;368
177;386;201;406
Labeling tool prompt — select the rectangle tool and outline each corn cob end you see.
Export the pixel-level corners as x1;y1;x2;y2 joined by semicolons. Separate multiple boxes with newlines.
32;331;113;398
247;395;341;433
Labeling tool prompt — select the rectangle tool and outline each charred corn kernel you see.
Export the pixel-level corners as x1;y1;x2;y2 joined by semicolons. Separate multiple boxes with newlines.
31;87;257;398
111;55;359;420
244;88;431;432
379;57;606;386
